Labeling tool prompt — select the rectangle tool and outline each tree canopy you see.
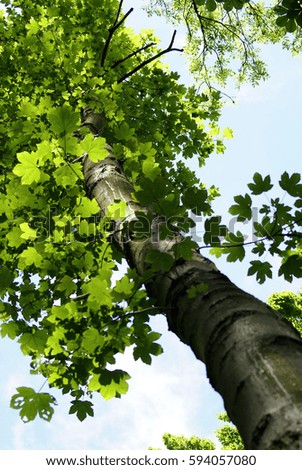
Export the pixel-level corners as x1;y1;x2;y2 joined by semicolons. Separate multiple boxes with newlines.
0;0;301;444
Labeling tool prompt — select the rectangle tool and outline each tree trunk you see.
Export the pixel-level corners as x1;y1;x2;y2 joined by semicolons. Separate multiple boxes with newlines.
83;151;302;450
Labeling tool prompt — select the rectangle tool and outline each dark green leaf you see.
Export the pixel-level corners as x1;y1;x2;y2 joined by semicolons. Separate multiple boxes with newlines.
229;194;252;220
247;173;273;195
69;400;94;422
248;260;273;284
279;254;302;282
279;172;302;197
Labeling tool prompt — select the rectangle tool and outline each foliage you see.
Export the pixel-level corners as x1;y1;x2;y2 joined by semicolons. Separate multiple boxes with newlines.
208;172;302;284
215;413;244;450
268;290;302;336
152;413;243;450
161;433;216;450
274;0;302;32
146;0;302;88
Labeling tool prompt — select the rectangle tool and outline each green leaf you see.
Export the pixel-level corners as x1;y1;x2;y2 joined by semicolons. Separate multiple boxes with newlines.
89;370;131;400
19;247;43;268
113;275;135;301
204;216;228;246
279;172;302;197
248;260;273;284
75;196;100;217
83;272;112;308
276;15;288;27
1;321;20;340
20;222;37;240
81;328;105;354
0;266;15;293
79;135;110;162
10;387;56;423
53;163;82;188
210;231;246;262
187;283;208;299
145;250;174;271
229;194;252;220
19;329;48;354
206;0;217;11
114;122;135;141
142;157;161;182
286;18;297;32
279;254;302;282
222;127;234;139
172;237;199;260
106;200;128;219
13;152;41;185
48;106;79;135
69;400;94;422
182;187;209;215
6;227;26;248
247;173;273;195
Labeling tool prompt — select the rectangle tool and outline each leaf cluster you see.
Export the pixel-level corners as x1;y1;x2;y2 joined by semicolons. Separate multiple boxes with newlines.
207;172;302;283
274;0;302;32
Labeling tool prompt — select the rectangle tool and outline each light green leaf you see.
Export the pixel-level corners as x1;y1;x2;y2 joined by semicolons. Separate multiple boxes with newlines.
19;247;43;268
142;157;161;182
106;200;128;219
83;273;112;308
10;387;56;423
75;196;100;216
79;134;110;162
20;222;37;240
81;328;105;354
19;330;48;354
13;152;40;185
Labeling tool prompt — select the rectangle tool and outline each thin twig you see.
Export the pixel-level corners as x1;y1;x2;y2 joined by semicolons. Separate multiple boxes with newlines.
112;42;156;69
100;3;134;67
118;30;183;83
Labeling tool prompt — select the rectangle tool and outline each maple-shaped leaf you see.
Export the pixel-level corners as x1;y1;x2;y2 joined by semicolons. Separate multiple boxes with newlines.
48;106;79;135
69;400;94;422
13;152;40;185
10;387;57;423
248;172;273;195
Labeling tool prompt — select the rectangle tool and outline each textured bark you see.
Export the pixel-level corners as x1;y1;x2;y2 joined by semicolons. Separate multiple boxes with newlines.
83;152;302;450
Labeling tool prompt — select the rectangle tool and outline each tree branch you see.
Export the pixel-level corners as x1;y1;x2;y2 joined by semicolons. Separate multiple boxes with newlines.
100;2;134;68
112;42;156;69
118;30;183;83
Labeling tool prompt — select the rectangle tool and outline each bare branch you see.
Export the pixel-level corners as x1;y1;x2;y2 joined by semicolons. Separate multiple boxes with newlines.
100;3;134;67
118;30;183;83
112;42;156;69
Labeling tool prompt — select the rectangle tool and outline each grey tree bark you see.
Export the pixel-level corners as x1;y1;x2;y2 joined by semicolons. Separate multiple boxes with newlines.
83;148;302;450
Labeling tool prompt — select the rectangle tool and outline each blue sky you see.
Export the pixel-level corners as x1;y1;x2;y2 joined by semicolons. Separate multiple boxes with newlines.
0;0;301;450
